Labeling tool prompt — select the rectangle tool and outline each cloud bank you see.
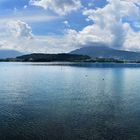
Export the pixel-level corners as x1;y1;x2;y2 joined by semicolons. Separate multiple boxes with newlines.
0;0;140;53
76;0;140;50
0;20;77;53
28;0;140;52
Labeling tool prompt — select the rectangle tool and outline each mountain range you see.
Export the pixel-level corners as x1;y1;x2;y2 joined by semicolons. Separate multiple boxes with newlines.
1;44;140;61
70;44;140;61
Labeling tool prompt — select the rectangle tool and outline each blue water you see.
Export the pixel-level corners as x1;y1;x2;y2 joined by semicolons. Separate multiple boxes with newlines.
0;62;140;140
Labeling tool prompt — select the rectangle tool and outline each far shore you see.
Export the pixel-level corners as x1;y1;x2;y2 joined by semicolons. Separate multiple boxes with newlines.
1;53;140;63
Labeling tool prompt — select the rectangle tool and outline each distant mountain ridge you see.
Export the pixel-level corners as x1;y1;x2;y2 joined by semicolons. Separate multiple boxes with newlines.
0;50;23;59
70;44;140;61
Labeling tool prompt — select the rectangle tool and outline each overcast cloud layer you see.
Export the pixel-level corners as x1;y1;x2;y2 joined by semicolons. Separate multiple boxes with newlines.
0;0;140;53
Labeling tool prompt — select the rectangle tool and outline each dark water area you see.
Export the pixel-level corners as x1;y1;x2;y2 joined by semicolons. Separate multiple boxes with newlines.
0;62;140;140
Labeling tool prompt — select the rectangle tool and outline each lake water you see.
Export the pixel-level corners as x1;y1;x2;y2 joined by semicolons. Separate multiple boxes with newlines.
0;62;140;140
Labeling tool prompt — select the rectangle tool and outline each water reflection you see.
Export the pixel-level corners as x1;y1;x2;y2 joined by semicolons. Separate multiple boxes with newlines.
0;63;140;139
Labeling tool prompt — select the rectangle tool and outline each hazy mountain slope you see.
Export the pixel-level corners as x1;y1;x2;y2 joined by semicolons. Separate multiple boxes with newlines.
70;45;140;61
0;50;23;59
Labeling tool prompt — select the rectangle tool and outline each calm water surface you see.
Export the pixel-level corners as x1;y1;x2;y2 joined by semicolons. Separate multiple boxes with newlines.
0;62;140;140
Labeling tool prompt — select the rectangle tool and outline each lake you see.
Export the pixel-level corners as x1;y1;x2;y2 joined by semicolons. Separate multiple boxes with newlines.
0;62;140;140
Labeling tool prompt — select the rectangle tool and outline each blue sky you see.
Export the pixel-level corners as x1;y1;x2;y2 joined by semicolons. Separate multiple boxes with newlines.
0;0;107;35
0;0;140;53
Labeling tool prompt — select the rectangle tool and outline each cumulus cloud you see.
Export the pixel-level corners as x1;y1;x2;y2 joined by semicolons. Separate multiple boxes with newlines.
0;20;78;53
0;20;33;52
123;23;140;51
70;0;140;50
7;20;33;39
29;0;82;15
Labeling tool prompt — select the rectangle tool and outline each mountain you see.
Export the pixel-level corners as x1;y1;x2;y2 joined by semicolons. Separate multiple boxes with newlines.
0;50;23;59
70;44;140;61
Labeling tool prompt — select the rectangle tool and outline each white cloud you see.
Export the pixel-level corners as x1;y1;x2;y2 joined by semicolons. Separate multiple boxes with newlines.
63;20;70;27
7;20;33;39
88;2;94;7
29;0;82;15
0;20;78;53
74;0;140;50
1;0;140;53
123;23;140;51
0;15;59;26
24;5;28;9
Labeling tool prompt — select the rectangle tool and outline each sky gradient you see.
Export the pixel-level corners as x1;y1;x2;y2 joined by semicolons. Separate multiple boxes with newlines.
0;0;140;53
